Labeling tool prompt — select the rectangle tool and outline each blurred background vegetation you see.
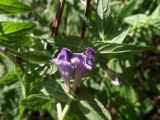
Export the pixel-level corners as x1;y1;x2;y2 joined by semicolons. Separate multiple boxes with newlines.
0;0;160;120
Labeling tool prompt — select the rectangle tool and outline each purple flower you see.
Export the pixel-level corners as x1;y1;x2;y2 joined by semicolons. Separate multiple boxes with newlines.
106;67;120;86
85;47;95;60
0;46;6;51
71;47;95;92
52;48;74;92
52;47;95;93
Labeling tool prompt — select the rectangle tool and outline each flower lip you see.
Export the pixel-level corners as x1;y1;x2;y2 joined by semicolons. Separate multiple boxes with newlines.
84;47;95;60
72;47;95;70
52;48;73;66
106;67;120;86
111;77;120;86
57;48;72;62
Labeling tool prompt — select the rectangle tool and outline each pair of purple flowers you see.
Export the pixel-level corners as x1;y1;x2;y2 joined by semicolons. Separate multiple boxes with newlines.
52;47;95;93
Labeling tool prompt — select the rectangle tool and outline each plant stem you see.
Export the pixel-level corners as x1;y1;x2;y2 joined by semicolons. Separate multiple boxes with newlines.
60;97;73;120
56;103;62;120
51;0;66;38
80;0;91;38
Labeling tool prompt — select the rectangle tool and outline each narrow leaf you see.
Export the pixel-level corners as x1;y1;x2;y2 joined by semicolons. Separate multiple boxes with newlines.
151;5;160;19
0;35;32;48
96;0;112;40
94;42;152;57
7;48;51;64
109;29;129;44
0;0;31;14
97;0;110;20
0;22;35;35
19;51;51;64
20;94;51;110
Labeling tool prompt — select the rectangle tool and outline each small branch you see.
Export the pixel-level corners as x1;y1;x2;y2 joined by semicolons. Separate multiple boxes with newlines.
80;0;91;39
63;14;68;35
51;0;66;38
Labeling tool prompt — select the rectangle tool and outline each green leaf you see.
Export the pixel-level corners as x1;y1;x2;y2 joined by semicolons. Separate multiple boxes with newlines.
66;113;81;120
141;98;153;114
40;80;69;102
0;0;31;14
0;35;32;48
94;42;152;57
7;48;51;64
0;53;19;84
150;17;160;31
124;14;147;25
54;35;84;51
76;89;111;120
20;94;51;110
19;51;51;64
109;29;129;44
1;46;50;64
46;64;57;75
118;0;137;20
0;68;18;84
151;5;160;19
97;0;110;20
94;99;112;120
0;22;35;35
96;0;112;40
120;84;138;105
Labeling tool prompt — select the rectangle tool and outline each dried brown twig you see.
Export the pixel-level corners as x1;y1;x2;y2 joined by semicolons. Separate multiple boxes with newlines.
51;0;66;38
80;0;91;39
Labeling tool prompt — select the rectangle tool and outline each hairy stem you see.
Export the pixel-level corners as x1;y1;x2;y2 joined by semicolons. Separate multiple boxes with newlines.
60;95;73;120
56;103;62;120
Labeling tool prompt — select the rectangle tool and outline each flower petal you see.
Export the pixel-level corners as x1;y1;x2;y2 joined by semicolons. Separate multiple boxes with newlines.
72;47;95;92
57;48;72;61
52;48;73;92
111;77;120;86
85;47;95;60
0;46;6;51
106;67;120;86
57;61;74;81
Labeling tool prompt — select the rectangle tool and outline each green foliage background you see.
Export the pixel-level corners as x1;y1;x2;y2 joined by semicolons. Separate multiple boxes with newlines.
0;0;160;120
